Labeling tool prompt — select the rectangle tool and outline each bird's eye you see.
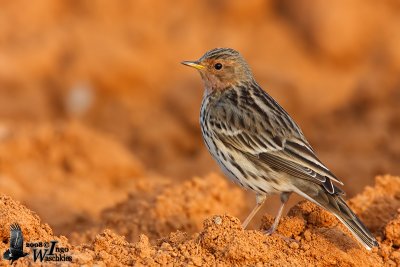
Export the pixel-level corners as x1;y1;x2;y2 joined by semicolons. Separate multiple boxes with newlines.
214;63;223;70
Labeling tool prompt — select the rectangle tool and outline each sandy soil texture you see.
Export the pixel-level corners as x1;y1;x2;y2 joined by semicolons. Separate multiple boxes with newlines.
1;175;400;266
0;0;400;266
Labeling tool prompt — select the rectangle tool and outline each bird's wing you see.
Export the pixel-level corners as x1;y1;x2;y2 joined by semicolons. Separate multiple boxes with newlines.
10;223;24;251
208;97;343;194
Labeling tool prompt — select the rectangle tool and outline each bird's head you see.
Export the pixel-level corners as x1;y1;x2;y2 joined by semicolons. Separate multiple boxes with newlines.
3;249;11;259
182;48;253;92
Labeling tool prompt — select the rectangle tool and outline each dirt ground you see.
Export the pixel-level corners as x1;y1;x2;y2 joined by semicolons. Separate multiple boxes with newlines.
0;1;400;266
1;175;400;266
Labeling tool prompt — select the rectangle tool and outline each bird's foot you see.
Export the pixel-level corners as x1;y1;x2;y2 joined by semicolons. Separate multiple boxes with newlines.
263;229;298;244
263;227;275;236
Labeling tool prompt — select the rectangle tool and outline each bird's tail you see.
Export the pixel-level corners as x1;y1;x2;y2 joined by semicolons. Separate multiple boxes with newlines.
297;184;379;250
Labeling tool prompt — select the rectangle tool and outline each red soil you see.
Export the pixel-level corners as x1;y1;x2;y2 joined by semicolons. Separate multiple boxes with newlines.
1;175;400;266
0;1;400;266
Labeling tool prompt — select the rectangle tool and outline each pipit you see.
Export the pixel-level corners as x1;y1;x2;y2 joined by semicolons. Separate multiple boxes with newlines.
182;48;378;250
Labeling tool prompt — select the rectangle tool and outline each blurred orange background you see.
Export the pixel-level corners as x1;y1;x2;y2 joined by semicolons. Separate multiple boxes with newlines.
0;0;399;238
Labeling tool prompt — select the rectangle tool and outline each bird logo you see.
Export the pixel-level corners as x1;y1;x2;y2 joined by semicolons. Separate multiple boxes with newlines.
3;223;29;264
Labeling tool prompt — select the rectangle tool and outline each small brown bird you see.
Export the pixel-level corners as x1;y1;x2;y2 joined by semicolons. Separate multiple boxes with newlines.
182;48;378;250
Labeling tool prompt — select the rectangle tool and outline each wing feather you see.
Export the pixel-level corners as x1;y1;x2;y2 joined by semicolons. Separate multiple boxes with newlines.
10;223;24;251
207;94;343;194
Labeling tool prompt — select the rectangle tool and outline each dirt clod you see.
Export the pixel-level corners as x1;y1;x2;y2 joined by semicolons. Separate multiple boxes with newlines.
2;176;400;266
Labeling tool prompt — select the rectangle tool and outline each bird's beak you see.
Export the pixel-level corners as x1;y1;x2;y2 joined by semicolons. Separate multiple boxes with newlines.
181;60;205;70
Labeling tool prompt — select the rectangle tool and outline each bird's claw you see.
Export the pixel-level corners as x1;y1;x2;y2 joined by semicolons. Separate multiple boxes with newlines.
263;228;275;236
263;229;298;244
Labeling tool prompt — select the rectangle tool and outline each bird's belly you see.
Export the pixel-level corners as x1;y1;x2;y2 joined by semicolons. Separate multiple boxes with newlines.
201;130;290;195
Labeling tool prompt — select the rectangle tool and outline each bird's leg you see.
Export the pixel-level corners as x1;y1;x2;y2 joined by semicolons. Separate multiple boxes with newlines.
242;194;266;229
264;192;292;235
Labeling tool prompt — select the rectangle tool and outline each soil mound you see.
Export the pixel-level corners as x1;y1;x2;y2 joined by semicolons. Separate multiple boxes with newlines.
1;175;400;266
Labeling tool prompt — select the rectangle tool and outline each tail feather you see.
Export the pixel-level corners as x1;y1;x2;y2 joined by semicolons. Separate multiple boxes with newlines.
329;195;378;250
297;184;378;250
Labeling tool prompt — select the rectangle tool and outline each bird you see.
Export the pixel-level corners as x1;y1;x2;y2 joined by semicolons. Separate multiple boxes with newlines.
181;48;378;250
3;223;29;264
